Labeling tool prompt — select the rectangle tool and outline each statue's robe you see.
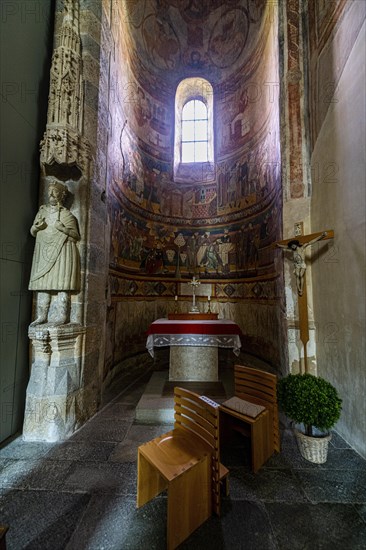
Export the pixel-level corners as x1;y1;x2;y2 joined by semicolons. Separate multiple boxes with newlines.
29;205;81;291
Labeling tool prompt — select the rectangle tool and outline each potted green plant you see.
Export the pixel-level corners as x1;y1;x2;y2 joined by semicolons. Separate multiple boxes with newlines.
277;373;342;463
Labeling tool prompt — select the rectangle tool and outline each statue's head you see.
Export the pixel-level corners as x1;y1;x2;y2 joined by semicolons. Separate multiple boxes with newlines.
48;180;68;205
288;239;301;250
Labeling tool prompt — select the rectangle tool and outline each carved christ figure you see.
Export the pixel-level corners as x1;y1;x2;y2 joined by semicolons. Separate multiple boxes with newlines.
276;232;327;296
29;179;81;325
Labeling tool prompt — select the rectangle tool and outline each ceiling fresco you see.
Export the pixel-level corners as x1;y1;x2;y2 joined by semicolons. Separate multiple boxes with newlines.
122;0;268;89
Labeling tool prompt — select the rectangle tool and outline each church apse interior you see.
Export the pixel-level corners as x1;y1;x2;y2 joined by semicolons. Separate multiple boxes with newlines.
1;2;365;544
105;0;285;378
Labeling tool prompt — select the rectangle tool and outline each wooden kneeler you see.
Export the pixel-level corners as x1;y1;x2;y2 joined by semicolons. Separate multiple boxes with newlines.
219;365;280;473
137;387;228;550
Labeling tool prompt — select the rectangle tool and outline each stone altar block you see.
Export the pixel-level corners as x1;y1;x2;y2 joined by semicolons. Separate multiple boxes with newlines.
169;346;218;381
23;323;86;442
146;318;242;383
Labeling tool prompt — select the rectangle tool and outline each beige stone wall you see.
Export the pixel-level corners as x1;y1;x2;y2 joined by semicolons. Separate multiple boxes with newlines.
278;0;312;373
310;6;366;457
22;0;110;440
78;0;109;412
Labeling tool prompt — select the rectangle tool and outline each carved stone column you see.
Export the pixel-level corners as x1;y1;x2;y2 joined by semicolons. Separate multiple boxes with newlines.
23;324;86;441
23;0;97;441
39;0;91;175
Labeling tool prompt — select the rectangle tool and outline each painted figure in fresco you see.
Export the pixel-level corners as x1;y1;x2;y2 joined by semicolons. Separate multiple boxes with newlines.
235;225;246;270
187;50;205;70
140;243;168;275
29;179;81;325
239;159;250;197
276;232;327;296
196;232;211;269
246;222;259;269
143;17;179;70
186;233;199;275
205;241;222;274
216;229;233;274
133;87;151;127
228;163;239;208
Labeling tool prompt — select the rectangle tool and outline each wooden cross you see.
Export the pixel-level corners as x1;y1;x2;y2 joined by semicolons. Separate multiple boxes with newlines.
274;229;334;373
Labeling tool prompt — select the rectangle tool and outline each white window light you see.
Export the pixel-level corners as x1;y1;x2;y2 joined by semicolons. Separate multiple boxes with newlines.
174;78;214;179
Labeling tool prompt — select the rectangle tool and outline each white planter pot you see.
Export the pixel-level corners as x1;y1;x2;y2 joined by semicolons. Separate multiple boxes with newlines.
294;428;332;464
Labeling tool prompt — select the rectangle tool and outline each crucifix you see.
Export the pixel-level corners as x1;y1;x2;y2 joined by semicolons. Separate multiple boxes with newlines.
274;229;334;373
188;276;201;313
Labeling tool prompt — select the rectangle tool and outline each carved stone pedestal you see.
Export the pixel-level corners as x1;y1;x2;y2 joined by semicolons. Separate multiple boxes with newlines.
169;346;218;382
23;323;86;442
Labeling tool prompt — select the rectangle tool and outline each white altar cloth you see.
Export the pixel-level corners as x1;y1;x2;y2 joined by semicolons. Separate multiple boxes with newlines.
146;319;242;358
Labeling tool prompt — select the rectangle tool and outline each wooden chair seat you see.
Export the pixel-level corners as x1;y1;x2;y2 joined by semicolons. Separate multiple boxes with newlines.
138;428;212;483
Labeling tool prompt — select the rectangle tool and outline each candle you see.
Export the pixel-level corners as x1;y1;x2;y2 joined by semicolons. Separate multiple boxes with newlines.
175;295;178;301
208;295;211;301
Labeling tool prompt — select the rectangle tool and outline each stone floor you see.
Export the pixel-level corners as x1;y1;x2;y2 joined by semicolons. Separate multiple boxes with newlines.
0;369;365;550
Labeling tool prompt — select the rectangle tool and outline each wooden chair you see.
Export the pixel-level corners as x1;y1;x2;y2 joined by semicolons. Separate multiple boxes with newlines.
219;365;280;473
0;525;8;550
137;387;228;550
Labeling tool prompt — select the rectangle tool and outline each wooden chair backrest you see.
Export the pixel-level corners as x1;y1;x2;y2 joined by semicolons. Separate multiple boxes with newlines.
173;387;222;515
234;365;280;452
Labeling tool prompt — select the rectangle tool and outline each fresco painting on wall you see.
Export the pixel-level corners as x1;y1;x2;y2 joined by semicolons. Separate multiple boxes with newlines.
97;1;287;375
106;0;281;296
142;14;181;70
123;0;267;80
108;185;281;281
117;116;280;218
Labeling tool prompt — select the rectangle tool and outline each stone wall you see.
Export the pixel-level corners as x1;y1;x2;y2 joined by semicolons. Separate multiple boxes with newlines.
0;0;54;443
79;0;109;409
309;1;366;457
22;0;110;440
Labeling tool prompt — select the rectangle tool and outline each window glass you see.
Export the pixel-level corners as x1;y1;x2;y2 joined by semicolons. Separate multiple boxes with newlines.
182;120;195;141
195;120;208;141
182;101;195;119
174;78;214;177
195;141;208;162
182;142;195;163
194;100;207;119
181;99;208;163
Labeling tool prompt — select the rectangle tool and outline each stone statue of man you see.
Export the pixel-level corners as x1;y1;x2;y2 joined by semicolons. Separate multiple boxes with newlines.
29;179;81;325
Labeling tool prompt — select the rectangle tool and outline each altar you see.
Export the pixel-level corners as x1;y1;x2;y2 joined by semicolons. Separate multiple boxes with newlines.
146;318;242;382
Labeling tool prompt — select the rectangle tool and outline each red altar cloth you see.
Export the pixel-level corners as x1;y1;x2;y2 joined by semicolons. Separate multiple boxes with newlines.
147;319;243;336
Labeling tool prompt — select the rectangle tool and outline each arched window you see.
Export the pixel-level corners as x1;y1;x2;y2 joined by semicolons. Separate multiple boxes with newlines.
174;78;214;181
181;99;208;163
